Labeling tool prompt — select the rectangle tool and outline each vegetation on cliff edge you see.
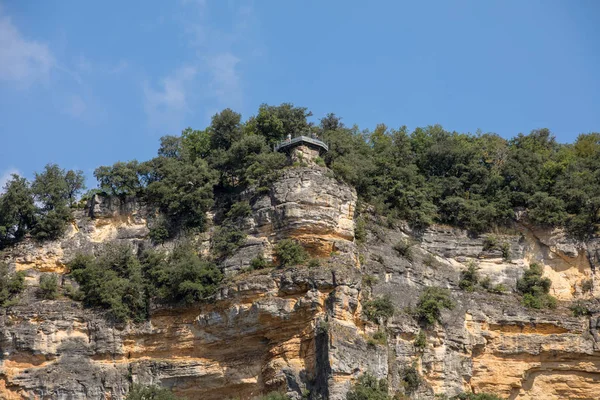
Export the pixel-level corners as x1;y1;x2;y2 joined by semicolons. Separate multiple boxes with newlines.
2;104;599;250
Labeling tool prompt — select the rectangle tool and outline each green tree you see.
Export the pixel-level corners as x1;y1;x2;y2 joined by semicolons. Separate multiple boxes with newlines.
346;373;391;400
158;135;183;159
69;243;148;322
143;242;222;305
274;239;308;267
38;273;60;300
415;287;455;326
144;157;217;234
31;164;73;240
64;169;86;206
254;103;313;146
527;192;567;226
181;127;211;161
516;263;556;309
0;174;36;248
209;108;243;151
363;295;395;324
0;262;26;307
458;262;480;292
94;160;145;198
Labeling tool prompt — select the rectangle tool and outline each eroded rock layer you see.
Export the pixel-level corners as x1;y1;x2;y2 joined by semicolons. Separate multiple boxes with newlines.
1;166;599;400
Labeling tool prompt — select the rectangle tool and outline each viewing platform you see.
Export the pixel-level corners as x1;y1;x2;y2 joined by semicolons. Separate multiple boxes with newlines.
274;135;329;154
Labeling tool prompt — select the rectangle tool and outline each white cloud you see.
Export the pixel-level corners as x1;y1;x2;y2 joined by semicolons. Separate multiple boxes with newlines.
0;11;55;87
0;168;20;192
143;66;198;132
207;52;241;107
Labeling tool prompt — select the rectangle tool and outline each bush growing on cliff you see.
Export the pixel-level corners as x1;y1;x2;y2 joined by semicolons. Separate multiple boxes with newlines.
126;384;183;400
400;365;420;395
346;373;391;400
414;287;455;326
393;239;413;262
458;262;479;292
250;255;270;270
363;295;395;323
38;273;59;300
0;262;26;307
516;263;556;309
211;201;251;258
69;243;148;322
569;301;592;317
67;241;223;321
0;174;36;249
274;239;308;267
144;242;223;305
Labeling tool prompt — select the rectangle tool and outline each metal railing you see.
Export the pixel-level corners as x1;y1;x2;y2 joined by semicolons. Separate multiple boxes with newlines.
274;135;329;152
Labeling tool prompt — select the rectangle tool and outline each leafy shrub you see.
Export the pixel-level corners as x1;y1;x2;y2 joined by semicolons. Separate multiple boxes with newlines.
415;287;455;326
516;263;556;309
316;319;329;335
69;242;223;322
69;243;148;322
522;293;556;309
367;330;387;347
490;284;508;294
363;295;395;323
413;330;427;350
211;225;247;258
126;384;183;400
569;301;592;317
64;283;84;301
581;279;593;293
479;276;491;290
144;243;222;305
315;156;326;167
0;263;26;307
362;274;378;288
423;253;438;268
527;192;568;227
482;235;498;251
226;201;252;220
250;255;269;270
149;217;171;244
501;242;511;261
401;365;420;395
346;373;391;400
274;239;308;267
355;217;367;243
308;258;321;268
393;240;413;261
458;262;479;292
38;273;59;300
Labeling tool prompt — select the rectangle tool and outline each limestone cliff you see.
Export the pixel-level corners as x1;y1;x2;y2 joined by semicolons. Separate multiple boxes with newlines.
1;165;599;400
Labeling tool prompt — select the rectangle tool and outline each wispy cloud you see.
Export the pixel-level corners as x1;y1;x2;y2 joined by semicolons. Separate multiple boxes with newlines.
143;66;198;132
0;9;55;87
207;52;241;107
0;168;20;192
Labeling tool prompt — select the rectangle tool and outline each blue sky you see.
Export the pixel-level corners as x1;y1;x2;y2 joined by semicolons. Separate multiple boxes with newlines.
1;0;599;189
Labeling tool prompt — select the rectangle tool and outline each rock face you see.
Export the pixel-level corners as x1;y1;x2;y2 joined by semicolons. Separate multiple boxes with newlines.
1;165;600;400
221;167;357;274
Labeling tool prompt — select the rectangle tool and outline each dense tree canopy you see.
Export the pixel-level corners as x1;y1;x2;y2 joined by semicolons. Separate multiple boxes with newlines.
1;102;599;248
0;165;85;248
